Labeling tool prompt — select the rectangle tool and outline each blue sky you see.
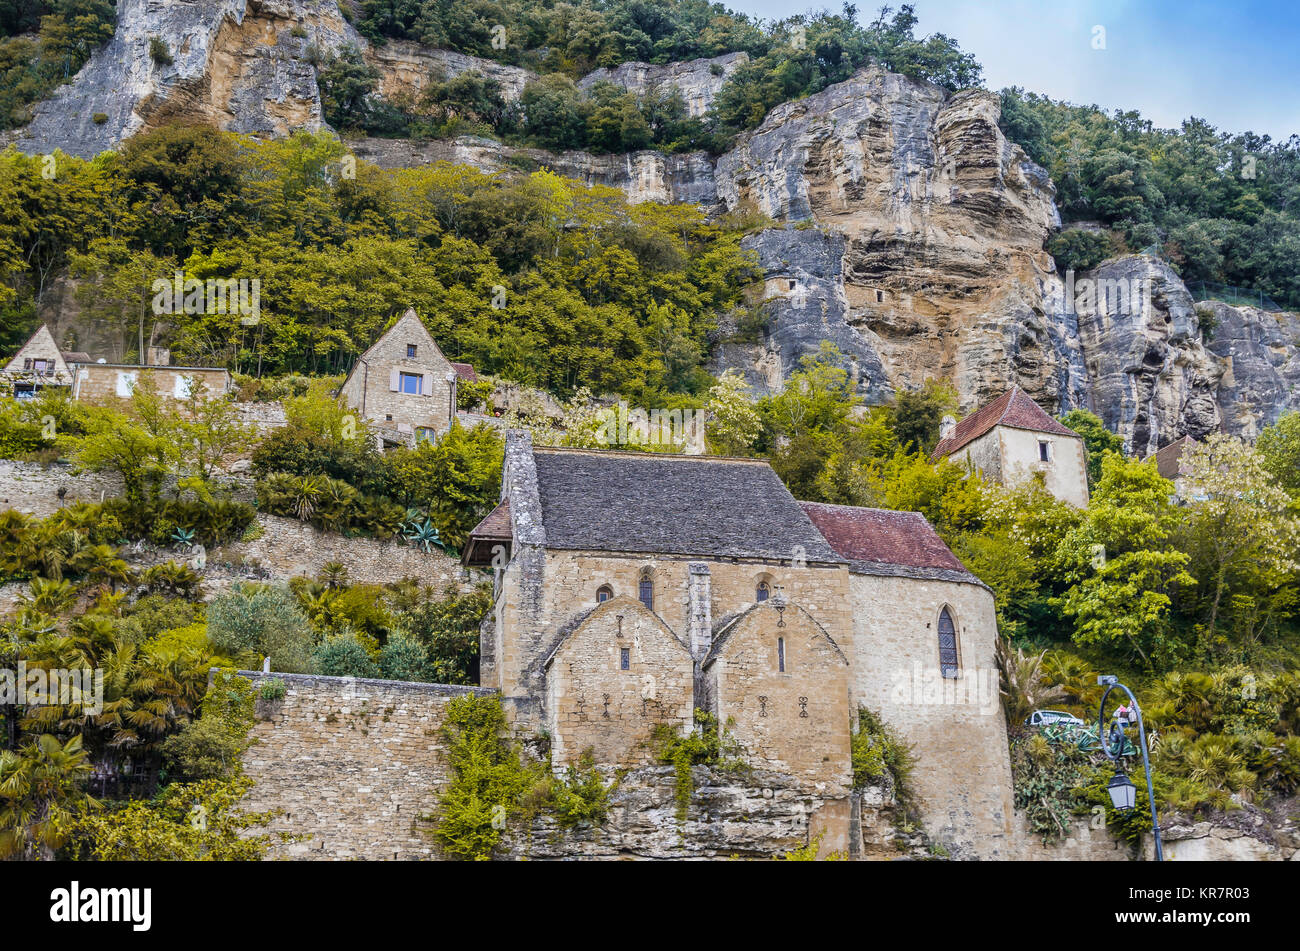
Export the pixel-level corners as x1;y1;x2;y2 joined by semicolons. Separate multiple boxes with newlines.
727;1;1300;140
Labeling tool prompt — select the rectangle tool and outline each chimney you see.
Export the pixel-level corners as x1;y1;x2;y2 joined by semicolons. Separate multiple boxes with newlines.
146;346;171;367
687;562;712;660
940;414;956;439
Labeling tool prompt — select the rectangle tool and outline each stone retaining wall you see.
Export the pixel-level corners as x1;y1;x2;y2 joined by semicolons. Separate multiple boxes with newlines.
237;670;495;860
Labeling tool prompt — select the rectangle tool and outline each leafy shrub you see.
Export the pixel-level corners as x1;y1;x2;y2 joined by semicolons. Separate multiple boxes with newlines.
378;632;430;682
651;710;747;820
312;632;380;678
148;36;173;65
549;750;612;828
1047;228;1114;273
431;694;549;860
207;583;315;673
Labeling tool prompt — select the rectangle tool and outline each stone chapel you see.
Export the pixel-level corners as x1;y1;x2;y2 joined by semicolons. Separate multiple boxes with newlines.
463;431;1018;858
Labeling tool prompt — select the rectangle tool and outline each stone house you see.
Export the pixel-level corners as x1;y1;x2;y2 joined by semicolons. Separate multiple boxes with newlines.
71;363;232;403
338;309;478;448
931;385;1090;507
1;324;92;399
464;431;1016;857
1145;434;1199;500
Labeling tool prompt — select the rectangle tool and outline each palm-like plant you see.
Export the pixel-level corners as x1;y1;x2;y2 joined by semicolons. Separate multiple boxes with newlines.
403;518;443;554
996;639;1067;729
0;734;95;860
291;476;323;522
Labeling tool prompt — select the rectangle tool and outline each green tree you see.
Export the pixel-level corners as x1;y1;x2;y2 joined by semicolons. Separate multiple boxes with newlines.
1057;455;1195;667
1058;409;1124;489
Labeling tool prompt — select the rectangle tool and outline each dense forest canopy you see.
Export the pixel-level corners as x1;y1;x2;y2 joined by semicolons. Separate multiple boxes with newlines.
0;127;757;401
1000;88;1300;309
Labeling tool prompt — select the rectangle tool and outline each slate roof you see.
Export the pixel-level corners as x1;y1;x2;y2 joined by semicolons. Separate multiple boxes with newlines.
799;501;986;587
530;448;843;563
931;386;1078;460
60;351;93;364
1147;435;1195;481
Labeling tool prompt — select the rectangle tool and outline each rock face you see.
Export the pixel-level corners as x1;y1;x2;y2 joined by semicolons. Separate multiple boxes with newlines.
709;67;1298;447
577;51;748;117
350;135;718;206
13;5;1300;445
713;69;1089;417
18;0;359;158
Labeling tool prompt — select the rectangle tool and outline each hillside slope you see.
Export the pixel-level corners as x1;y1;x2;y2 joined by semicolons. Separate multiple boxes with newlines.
11;0;1299;450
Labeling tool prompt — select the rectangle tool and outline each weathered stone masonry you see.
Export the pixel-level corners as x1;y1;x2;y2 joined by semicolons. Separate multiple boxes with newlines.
237;670;494;860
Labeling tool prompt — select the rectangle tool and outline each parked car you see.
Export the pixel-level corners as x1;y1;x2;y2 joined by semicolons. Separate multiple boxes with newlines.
1024;709;1086;728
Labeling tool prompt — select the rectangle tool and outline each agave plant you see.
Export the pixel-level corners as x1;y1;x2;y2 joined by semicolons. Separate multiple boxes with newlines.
403;518;443;554
171;526;196;548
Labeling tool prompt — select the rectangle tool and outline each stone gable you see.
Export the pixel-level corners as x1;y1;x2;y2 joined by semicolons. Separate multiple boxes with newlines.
338;308;458;443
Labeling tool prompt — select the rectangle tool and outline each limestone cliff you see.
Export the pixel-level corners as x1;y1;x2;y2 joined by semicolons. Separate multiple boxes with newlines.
12;1;1300;447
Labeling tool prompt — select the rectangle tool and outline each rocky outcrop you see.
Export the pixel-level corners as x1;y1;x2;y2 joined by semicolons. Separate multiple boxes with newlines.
713;68;1089;417
577;51;748;117
13;3;1299;445
18;0;359;158
350;135;718;206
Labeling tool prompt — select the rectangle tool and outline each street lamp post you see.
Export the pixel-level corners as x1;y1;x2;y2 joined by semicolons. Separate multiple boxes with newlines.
1097;675;1163;861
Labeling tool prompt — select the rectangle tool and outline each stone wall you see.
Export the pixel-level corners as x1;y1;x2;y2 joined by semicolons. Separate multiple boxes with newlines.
544;597;694;768
71;364;231;403
848;572;1016;859
237;670;495;860
212;513;470;590
0;459;124;518
705;601;853;794
998;426;1090;507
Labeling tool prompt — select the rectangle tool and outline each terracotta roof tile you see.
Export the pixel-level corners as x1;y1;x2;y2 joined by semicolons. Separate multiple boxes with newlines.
1146;435;1195;481
799;501;985;586
451;362;478;382
931;386;1078;460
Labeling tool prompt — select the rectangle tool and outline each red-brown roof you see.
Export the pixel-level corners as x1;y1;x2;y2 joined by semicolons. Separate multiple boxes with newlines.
451;362;478;383
799;501;982;585
462;499;511;566
1146;435;1195;481
931;386;1078;460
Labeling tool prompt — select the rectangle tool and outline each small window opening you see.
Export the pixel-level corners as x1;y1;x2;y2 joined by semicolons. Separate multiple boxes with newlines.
596;585;613;603
777;637;786;672
875;290;884;303
620;647;630;670
407;344;418;358
1038;440;1050;462
756;580;770;602
939;608;959;679
638;571;653;611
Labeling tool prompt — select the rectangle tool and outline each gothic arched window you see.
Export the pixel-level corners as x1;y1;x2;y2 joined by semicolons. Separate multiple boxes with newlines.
596;585;613;603
638;570;654;611
756;580;771;602
938;607;959;679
